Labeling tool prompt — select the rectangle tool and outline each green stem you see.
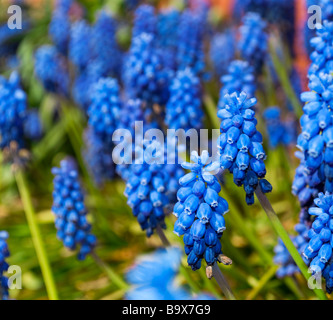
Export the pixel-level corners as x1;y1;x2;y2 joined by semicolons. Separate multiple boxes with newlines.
15;170;59;300
255;186;327;300
212;263;236;300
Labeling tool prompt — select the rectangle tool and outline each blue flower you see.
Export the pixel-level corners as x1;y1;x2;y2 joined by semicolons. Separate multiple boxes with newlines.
177;10;205;76
124;141;169;237
165;68;203;131
0;231;10;300
124;32;169;105
320;0;333;21
72;70;93;110
238;12;267;73
51;158;97;260
209;30;236;78
24;110;43;141
217;91;272;205
323;258;333;293
302;192;333;275
34;45;69;95
0;72;27;150
132;4;156;37
173;150;230;271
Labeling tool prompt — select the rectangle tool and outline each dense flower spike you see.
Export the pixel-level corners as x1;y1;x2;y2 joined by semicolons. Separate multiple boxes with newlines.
217;92;272;205
238;12;268;73
177;9;205;75
35;45;69;95
0;72;27;150
218;60;256;110
0;231;10;300
302;192;333;275
209;30;236;78
51;158;97;260
173;151;229;271
263;107;297;148
165;68;203;131
124;141;169;237
132;4;156;37
124;32;169;105
91;11;122;78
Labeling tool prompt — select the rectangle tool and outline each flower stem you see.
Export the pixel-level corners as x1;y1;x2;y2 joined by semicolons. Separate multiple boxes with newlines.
156;225;171;247
15;170;59;300
255;186;327;300
212;263;236;300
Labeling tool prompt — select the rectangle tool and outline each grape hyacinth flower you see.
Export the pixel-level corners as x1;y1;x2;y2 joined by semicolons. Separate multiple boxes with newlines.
0;72;27;150
165;68;203;131
0;231;10;300
218;60;256;110
217;92;272;205
51;158;97;260
323;257;333;293
34;45;69;95
238;12;268;73
124;32;169;105
132;4;156;37
124;141;169;237
173;151;231;271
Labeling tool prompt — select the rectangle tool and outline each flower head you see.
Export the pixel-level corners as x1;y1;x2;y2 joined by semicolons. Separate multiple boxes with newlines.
133;4;156;37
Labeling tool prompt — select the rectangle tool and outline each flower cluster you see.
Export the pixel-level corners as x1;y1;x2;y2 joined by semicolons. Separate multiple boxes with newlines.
238;12;267;73
132;4;157;37
263;107;297;148
0;231;10;300
51;158;97;260
34;45;69;95
173;151;230;271
124;141;169;237
177;9;205;76
165;68;203;131
0;72;27;150
217;92;272;205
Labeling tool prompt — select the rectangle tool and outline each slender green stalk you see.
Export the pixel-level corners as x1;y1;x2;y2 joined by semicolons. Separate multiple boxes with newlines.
15;170;59;300
91;252;129;290
156;225;171;247
212;263;236;300
255;186;327;300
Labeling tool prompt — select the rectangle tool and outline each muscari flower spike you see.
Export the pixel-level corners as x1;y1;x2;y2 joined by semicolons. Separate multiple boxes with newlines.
0;231;10;300
34;45;69;96
132;4;157;37
124;141;169;237
238;12;267;73
173;151;231;271
165;68;203;131
217;91;272;205
51;158;97;260
0;71;27;150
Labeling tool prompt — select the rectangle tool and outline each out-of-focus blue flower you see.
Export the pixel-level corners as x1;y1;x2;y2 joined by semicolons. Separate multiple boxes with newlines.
72;71;93;110
0;231;10;300
165;68;203;131
51;158;97;260
177;9;205;76
323;258;333;293
69;20;91;70
23;109;43;141
320;0;333;21
124;32;170;105
302;192;333;275
124;141;169;237
263;107;297;148
173;150;229;271
125;0;141;10
0;72;27;150
91;11;122;78
132;4;156;37
217;92;272;205
218;60;256;110
274;222;310;278
209;30;236;78
34;45;69;95
238;12;267;73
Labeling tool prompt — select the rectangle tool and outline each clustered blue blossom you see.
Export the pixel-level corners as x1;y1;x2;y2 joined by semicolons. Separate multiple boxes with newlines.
132;4;157;37
263;107;297;148
217;92;272;205
0;231;10;300
165;68;203;131
124;141;169;237
35;45;69;95
0;72;27;150
173;151;228;271
209;30;235;78
51;158;97;260
238;12;268;73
